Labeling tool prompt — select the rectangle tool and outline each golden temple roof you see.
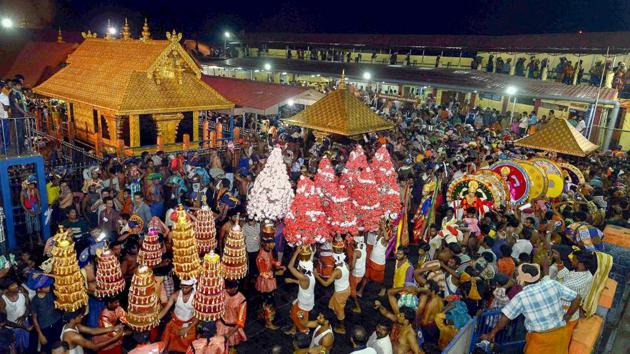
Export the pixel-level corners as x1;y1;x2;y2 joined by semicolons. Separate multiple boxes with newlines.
515;118;599;156
33;35;233;115
283;86;393;136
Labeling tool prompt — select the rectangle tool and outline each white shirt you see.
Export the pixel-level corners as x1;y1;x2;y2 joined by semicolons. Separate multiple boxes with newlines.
367;332;393;354
242;222;261;253
173;289;195;322
351;348;378;354
511;238;533;259
0;93;9;118
576;120;586;134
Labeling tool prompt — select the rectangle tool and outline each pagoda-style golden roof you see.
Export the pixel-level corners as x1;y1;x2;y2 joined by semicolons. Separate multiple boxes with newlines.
283;84;393;136
515;118;598;156
33;32;233;115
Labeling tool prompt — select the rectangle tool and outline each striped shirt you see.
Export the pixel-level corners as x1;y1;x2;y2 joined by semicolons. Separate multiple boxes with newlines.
551;266;593;321
502;276;577;332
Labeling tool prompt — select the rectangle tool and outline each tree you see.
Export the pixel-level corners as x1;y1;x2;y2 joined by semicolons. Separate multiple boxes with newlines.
371;145;402;218
247;146;294;221
285;176;331;245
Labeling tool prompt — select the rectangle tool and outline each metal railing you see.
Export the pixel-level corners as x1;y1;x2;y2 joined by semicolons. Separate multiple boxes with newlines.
0;116;37;157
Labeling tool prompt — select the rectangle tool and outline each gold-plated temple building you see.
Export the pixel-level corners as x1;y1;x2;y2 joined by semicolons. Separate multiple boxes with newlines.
33;24;233;154
283;74;393;137
515;118;599;156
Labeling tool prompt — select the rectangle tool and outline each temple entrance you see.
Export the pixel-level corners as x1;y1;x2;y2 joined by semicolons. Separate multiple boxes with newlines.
176;112;193;143
139;114;157;146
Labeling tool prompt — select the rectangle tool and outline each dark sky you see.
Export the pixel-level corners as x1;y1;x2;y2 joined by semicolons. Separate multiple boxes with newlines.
33;0;630;42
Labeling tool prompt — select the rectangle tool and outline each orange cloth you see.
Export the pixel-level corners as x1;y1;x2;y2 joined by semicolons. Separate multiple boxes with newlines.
328;287;351;320
524;326;570;354
162;314;197;353
255;249;278;293
95;306;127;353
598;278;617;309
568;315;603;354
497;257;516;277
290;303;310;333
317;255;335;279
349;275;363;297
365;260;385;283
128;342;165;354
215;291;247;347
186;336;227;354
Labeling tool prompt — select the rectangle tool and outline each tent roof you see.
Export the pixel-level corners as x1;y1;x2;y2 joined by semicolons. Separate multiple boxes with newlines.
201;75;308;112
1;41;78;88
514;118;599;156
283;85;393;136
34;36;233;114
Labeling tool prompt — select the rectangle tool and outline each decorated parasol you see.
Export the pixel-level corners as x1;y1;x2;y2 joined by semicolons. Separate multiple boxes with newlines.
529;157;565;199
517;160;548;201
558;162;586;186
490;161;531;204
474;170;510;205
447;175;497;218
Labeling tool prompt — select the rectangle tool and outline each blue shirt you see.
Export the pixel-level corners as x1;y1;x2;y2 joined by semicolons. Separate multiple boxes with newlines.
502;276;577;332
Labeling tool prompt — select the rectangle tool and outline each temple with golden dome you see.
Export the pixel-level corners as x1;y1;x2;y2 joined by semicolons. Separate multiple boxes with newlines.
33;20;233;154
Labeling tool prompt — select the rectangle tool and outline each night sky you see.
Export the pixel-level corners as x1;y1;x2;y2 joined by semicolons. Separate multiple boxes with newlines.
5;0;630;43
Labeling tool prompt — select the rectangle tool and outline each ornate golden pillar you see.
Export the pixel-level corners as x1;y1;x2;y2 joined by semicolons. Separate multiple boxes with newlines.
106;114;117;144
129;114;140;147
192;111;200;141
153;113;184;145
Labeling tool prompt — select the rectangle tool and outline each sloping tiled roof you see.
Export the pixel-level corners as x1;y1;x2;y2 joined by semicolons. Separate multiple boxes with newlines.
201;75;307;111
216;57;619;104
515;118;599;156
284;85;393;136
2;41;78;87
34;38;233;114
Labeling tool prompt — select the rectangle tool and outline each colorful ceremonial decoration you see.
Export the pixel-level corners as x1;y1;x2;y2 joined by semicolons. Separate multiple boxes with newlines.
342;146;381;232
137;227;162;267
285;176;331;245
221;217;248;280
447;175;497;218
172;206;201;280
413;177;441;243
559;162;586;188
529;157;565;198
314;157;358;235
51;227;88;311
247;147;294;221
371;145;402;219
193;252;225;321
194;199;217;253
95;249;125;298
490;161;531;204
127;265;161;331
517;160;548;201
474;170;510;204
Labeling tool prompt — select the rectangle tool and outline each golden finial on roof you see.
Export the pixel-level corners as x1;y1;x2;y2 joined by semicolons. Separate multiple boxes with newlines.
339;69;346;89
57;27;64;43
166;29;182;43
141;18;151;41
81;30;98;39
122;18;131;40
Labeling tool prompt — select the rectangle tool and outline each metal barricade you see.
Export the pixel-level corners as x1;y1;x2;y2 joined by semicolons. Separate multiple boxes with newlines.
469;309;526;353
0;116;37;157
442;318;475;354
